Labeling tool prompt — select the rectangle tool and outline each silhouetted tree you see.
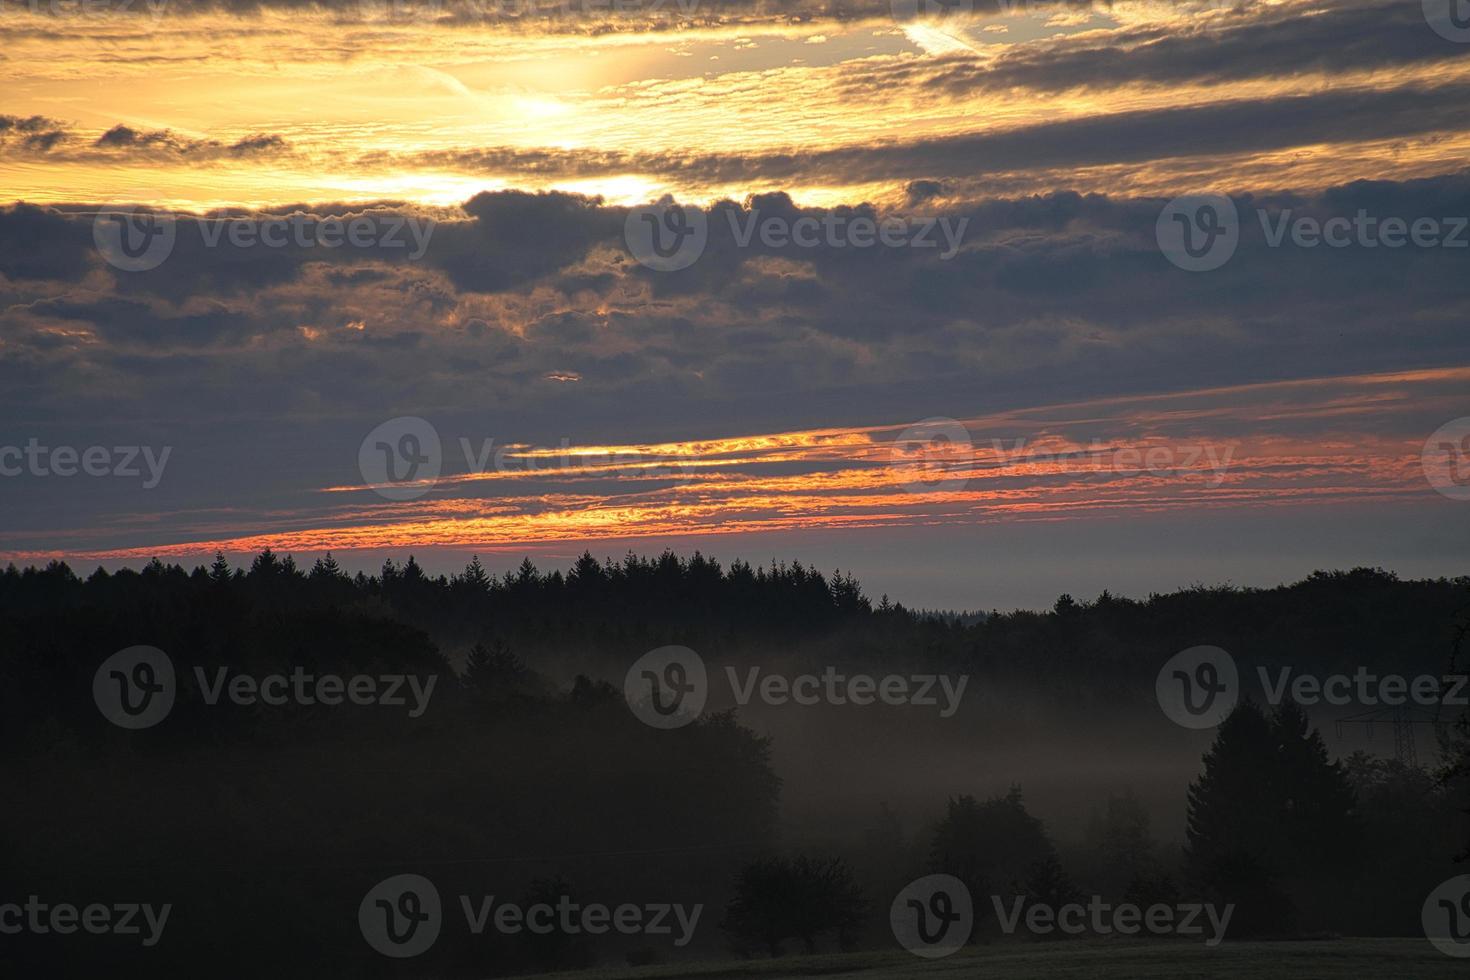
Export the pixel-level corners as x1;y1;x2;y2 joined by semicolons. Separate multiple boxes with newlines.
250;548;281;578
519;874;594;970
1185;700;1358;936
462;638;534;700
309;553;343;579
1026;852;1082;913
1083;788;1159;898
1345;753;1461;934
462;555;491;592
723;855;867;957
930;787;1061;933
1440;598;1470;862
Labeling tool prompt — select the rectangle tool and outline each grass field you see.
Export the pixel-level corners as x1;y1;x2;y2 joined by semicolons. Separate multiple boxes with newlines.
536;939;1461;980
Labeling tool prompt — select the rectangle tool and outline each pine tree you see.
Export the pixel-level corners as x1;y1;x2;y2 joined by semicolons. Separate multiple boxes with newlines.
569;551;601;587
250;548;280;578
1026;852;1081;910
310;552;343;579
464;639;530;699
462;555;490;593
512;557;538;590
1185;700;1359;936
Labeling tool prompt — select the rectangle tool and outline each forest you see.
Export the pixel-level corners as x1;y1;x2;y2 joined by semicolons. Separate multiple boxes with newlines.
1;552;1467;975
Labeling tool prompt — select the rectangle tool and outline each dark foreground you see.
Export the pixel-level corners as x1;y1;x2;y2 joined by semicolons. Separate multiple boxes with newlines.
536;939;1462;979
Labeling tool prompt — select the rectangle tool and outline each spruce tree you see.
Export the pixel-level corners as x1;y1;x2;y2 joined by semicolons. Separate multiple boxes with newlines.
1185;700;1359;936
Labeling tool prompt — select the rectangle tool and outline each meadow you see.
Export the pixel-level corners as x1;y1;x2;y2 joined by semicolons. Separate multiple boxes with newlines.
540;940;1461;980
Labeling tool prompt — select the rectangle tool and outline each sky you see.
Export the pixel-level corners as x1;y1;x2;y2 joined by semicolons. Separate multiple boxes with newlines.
2;0;1469;609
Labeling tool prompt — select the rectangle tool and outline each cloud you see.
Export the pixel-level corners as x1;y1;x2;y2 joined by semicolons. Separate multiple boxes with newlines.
3;170;1469;434
0;203;93;280
404;79;1470;193
0;114;69;152
4;165;1470;561
7;365;1466;562
885;0;1462;96
94;125;289;159
0;118;293;162
5;0;1092;29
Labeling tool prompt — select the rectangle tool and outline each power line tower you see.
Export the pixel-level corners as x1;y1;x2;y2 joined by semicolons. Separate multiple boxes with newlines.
1336;704;1441;767
1335;616;1470;767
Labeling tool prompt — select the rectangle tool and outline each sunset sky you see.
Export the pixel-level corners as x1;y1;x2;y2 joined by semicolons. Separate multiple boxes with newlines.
3;0;1469;608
